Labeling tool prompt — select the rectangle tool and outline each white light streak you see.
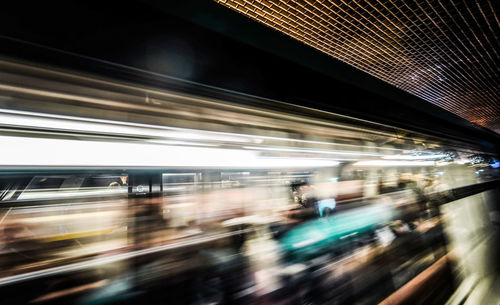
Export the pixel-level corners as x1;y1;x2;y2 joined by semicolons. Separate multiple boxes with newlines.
0;135;338;169
353;160;435;167
244;145;385;157
0;109;249;143
382;154;447;160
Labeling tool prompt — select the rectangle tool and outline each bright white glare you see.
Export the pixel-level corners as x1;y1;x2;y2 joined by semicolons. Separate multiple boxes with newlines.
256;158;339;168
17;188;127;201
0;110;249;143
382;154;447;160
353;160;435;167
145;140;217;147
0;135;338;169
244;145;385;157
246;135;406;152
0;110;444;158
0;109;410;153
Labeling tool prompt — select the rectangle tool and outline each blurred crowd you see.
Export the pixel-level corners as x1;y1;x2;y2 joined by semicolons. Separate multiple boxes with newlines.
0;162;497;305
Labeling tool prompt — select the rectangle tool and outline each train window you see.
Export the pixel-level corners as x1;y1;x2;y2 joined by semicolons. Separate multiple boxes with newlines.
17;176;68;200
27;177;66;190
16;174;127;201
339;169;366;181
80;175;127;189
162;173;199;195
0;177;30;201
220;171;249;188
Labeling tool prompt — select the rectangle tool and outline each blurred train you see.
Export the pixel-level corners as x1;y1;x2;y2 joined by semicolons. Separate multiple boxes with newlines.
0;59;499;305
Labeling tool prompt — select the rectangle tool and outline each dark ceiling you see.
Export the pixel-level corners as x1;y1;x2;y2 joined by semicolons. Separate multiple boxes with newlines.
215;0;500;133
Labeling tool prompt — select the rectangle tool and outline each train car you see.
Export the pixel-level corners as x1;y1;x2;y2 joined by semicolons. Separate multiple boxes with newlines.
0;59;498;305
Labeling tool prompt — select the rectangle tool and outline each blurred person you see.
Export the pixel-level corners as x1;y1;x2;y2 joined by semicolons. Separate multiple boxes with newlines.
298;184;317;209
316;198;336;217
129;197;165;249
107;174;128;190
292;182;339;218
423;177;450;218
394;173;426;225
193;223;252;305
378;170;399;194
0;221;47;274
396;172;415;190
107;181;121;190
244;222;282;296
120;175;128;186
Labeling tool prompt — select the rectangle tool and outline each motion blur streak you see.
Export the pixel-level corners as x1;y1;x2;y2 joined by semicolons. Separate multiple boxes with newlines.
0;135;339;168
352;160;436;167
0;60;499;305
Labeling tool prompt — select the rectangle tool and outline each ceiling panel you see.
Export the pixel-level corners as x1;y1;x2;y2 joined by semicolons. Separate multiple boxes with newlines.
215;0;500;132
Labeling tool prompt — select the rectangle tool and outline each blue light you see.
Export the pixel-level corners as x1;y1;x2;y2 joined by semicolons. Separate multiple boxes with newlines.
491;162;500;169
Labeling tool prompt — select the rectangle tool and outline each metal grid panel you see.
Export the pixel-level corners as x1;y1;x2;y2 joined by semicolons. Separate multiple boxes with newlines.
215;0;500;132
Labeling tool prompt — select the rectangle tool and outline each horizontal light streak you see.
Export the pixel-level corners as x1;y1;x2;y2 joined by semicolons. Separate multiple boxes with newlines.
0;110;249;143
0;135;338;169
353;160;435;167
244;145;385;157
0;109;415;153
382;154;447;160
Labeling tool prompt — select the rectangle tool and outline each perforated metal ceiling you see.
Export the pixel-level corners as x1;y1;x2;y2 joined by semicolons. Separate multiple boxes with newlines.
215;0;500;133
